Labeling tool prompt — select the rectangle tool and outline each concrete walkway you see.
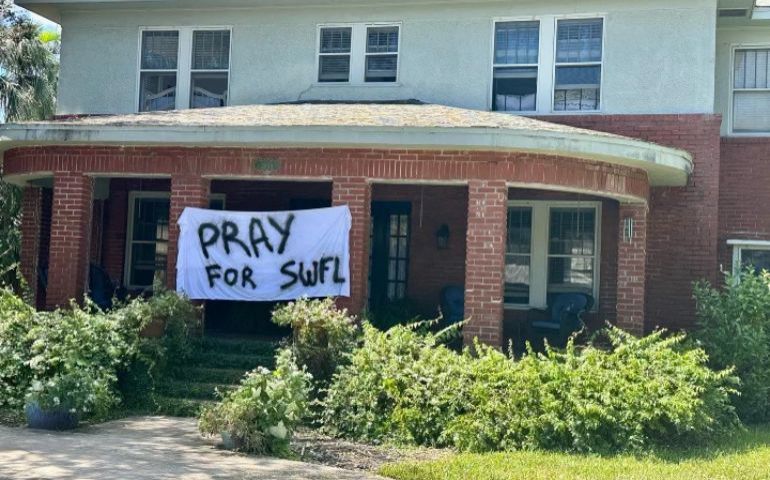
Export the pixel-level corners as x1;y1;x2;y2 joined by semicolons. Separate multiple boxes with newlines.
0;416;385;479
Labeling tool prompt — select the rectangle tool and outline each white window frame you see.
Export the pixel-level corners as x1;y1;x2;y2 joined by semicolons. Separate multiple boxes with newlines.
504;200;601;310
489;14;605;115
124;191;171;289
490;18;541;113
728;44;770;136
315;22;401;86
728;239;770;273
136;26;232;113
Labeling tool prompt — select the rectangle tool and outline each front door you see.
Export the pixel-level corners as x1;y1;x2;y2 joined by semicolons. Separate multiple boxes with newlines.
369;202;411;309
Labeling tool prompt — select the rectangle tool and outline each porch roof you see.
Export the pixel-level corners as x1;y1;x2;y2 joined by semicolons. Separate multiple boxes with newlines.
0;102;692;187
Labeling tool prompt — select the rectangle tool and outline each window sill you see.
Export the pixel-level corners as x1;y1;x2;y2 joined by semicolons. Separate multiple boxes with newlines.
312;82;403;88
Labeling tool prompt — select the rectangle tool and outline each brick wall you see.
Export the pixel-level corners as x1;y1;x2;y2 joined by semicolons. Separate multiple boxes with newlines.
616;204;648;335
166;174;210;290
719;138;770;270
19;187;42;305
541;115;722;331
332;177;371;314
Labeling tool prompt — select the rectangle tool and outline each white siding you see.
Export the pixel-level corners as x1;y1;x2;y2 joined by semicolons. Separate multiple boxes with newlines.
56;0;716;116
716;27;770;136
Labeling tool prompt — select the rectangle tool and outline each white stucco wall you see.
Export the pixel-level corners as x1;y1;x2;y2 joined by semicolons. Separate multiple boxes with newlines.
716;26;770;136
55;0;717;116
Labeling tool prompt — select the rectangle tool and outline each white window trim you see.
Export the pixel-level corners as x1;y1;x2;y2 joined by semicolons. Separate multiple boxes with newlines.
489;14;606;115
490;17;541;114
315;22;402;86
124;191;171;289
136;26;232;113
728;239;770;274
504;200;602;310
728;43;770;137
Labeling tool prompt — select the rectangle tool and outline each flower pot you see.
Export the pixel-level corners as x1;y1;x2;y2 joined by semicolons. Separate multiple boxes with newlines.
24;402;79;430
220;431;245;451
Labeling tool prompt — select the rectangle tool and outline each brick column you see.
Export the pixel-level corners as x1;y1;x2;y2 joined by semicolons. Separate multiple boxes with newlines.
166;174;210;290
46;172;94;309
332;177;371;315
463;180;508;348
617;203;648;335
19;187;42;305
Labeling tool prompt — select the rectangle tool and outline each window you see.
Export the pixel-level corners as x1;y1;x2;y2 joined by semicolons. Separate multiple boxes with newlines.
318;27;352;82
730;240;770;273
125;193;170;288
505;201;600;309
554;18;603;111
317;23;400;84
733;48;770;133
139;31;179;112
492;21;539;112
138;27;230;112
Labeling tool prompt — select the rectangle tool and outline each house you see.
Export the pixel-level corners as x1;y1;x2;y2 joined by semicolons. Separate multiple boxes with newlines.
1;0;767;347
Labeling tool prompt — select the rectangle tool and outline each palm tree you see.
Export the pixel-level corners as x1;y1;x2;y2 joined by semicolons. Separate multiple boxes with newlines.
0;1;59;122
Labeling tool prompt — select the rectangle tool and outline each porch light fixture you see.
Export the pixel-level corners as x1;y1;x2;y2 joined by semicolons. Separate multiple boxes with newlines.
623;217;635;243
436;224;450;249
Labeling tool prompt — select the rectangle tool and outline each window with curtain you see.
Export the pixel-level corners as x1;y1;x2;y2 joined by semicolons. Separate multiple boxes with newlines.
492;21;539;112
554;18;603;111
505;207;533;304
733;48;770;133
139;31;179;112
126;195;170;288
318;27;352;82
547;207;596;297
365;26;399;82
190;30;230;109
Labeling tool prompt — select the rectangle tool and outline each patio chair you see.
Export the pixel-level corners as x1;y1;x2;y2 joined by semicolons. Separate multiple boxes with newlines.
529;292;593;347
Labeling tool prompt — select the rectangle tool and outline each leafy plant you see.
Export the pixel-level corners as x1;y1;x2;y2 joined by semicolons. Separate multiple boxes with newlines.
0;289;37;407
322;323;740;453
198;348;312;456
271;298;358;388
694;268;770;422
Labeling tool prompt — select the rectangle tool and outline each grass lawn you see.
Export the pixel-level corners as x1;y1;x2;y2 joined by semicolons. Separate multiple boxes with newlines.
379;425;770;480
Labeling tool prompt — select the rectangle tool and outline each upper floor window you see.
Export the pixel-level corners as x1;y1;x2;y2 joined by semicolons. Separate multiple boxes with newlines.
733;48;770;133
492;21;539;112
317;23;400;84
554;18;603;111
139;27;230;112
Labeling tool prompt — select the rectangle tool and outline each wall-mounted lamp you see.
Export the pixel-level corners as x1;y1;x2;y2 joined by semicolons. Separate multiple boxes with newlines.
623;217;635;243
436;224;450;249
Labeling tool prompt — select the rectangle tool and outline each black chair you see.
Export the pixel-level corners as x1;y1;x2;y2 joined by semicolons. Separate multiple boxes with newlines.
530;293;594;347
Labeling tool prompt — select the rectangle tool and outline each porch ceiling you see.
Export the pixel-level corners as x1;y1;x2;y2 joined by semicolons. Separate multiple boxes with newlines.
0;103;692;187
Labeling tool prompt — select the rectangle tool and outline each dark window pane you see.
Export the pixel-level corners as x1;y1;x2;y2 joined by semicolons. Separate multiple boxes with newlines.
365;54;397;82
366;26;399;53
192;30;230;70
319;55;350;82
741;249;770;273
556;18;603;63
494;21;539;65
506;207;533;254
547;257;593;294
141;31;179;70
191;72;228;108
548;208;595;256
493;67;537;111
320;27;352;53
139;72;177;112
555;65;601;89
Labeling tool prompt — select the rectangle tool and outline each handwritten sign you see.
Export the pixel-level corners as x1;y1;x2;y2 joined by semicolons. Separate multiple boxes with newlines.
176;206;350;301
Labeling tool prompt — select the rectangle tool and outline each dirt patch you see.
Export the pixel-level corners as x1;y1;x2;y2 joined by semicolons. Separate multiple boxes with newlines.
292;428;450;472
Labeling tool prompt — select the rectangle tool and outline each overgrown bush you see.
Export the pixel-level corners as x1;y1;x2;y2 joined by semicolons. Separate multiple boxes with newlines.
198;348;312;456
322;323;739;453
271;298;358;387
0;289;38;407
694;268;770;423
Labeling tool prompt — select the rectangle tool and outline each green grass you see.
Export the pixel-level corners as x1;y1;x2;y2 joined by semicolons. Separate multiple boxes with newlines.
379;425;770;480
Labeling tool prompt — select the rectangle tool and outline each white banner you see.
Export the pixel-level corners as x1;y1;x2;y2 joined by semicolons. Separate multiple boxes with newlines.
176;206;351;301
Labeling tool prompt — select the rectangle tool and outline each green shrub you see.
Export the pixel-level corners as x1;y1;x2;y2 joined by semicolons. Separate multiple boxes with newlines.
0;289;38;408
322;323;739;453
198;348;312;456
271;298;358;387
147;290;201;370
367;298;423;331
694;269;770;423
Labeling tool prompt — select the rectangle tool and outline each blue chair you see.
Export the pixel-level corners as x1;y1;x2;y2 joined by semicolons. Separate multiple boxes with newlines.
440;285;465;325
530;293;593;347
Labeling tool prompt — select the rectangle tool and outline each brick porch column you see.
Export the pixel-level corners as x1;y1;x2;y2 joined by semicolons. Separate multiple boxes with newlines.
19;187;42;305
463;180;508;348
46;172;94;309
332;177;371;315
166;174;210;290
617;203;648;335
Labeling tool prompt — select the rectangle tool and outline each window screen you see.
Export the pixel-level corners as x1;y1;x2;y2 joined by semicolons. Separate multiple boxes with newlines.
505;207;533;304
554;18;603;111
319;27;352;82
547;207;596;297
139;31;179;112
493;21;539;112
365;26;399;82
734;49;770;133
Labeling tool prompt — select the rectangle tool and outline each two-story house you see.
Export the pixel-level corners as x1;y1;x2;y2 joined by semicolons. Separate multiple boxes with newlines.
1;0;767;347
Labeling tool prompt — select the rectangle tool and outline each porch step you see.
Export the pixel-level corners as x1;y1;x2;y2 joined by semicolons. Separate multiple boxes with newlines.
188;351;275;370
199;336;281;356
154;395;214;417
183;367;248;385
156;380;234;401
